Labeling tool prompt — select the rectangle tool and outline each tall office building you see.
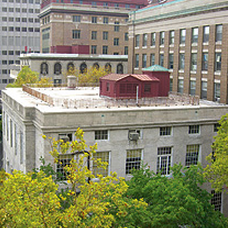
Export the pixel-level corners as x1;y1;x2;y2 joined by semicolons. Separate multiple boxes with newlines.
128;0;228;103
0;0;41;91
39;0;148;55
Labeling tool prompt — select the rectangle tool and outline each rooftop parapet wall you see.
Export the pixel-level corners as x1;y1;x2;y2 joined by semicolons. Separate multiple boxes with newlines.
22;84;200;109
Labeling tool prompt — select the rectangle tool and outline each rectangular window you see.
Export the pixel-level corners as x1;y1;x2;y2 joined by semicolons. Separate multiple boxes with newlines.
125;32;129;41
142;54;147;68
103;31;108;40
201;81;207;99
93;152;110;177
72;30;80;39
114;21;119;32
215;24;222;42
20;131;24;164
91;31;97;40
214;83;220;101
114;38;119;46
159;54;164;67
150;54;155;66
106;83;110;91
180;29;186;44
189;125;199;134
126;149;142;174
151;32;156;46
95;130;108;140
202;53;208;71
185;145;200;166
214;123;220;132
211;190;222;212
160;31;165;45
10;120;13;147
92;16;97;23
124;46;128;55
56;154;74;180
135;54;139;68
191;53;197;71
143;33;148;47
103;46;108;55
169;54;174;69
91;45;97;54
169;30;174;45
92;1;97;7
170;78;173;92
144;84;151;93
179;53;185;70
203;26;209;43
15;124;17;155
160;127;171;136
135;35;140;47
190;80;196;96
103;17;108;24
178;79;184;94
157;147;172;175
215;53;221;72
2;17;7;22
73;15;81;22
191;27;198;43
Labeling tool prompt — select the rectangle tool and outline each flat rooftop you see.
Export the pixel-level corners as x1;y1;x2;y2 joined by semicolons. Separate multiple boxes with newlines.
2;86;227;113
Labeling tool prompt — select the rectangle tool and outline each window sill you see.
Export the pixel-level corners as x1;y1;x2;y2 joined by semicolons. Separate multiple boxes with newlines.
201;71;208;74
214;71;221;76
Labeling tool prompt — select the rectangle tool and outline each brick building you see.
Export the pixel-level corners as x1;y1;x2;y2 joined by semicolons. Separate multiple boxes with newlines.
128;0;228;103
39;0;148;54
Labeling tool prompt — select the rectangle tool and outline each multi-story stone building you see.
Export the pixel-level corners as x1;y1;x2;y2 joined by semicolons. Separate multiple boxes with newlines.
39;0;148;54
128;0;228;103
2;83;228;214
0;0;41;91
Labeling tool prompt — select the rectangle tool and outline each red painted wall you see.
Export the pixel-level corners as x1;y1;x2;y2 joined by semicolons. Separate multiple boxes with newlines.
100;76;160;99
50;45;89;54
143;71;170;97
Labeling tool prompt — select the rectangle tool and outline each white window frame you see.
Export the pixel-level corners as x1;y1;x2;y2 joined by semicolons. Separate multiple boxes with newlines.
157;147;172;175
185;144;200;167
160;127;172;136
95;130;109;141
126;149;142;175
92;151;110;177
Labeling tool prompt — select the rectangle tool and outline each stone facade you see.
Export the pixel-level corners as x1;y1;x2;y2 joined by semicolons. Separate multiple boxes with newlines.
19;53;128;84
128;0;228;103
2;86;228;215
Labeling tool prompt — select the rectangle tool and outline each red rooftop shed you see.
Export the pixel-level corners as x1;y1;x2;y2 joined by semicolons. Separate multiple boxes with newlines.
100;65;170;99
100;74;160;99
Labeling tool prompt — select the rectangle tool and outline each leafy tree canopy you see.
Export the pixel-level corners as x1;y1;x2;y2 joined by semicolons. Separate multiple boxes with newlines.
6;66;53;88
66;66;109;86
126;164;227;228
0;128;147;228
204;114;228;192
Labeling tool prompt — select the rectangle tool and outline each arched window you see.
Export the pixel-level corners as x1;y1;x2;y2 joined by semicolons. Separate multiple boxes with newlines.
105;63;111;73
93;62;99;70
40;62;48;75
80;62;87;73
116;63;123;74
67;62;75;72
54;62;62;75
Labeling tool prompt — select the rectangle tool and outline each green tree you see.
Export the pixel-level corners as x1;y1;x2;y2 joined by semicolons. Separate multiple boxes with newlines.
126;164;227;228
7;66;39;87
204;114;228;192
0;128;148;228
65;66;110;86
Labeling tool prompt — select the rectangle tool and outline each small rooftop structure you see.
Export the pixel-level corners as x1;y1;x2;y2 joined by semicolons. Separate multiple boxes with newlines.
100;65;170;99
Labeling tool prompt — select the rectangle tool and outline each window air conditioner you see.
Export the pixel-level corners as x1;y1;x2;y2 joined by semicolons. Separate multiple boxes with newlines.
59;135;70;143
129;132;139;141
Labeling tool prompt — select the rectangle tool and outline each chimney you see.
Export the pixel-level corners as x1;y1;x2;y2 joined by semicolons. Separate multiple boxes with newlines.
67;75;77;89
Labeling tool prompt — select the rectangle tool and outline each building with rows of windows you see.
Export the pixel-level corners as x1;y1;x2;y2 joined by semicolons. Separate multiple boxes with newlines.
0;0;41;91
2;84;228;214
39;0;148;54
128;0;228;103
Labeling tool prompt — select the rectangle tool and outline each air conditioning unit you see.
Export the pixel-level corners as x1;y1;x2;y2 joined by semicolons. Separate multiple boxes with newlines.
59;135;70;143
129;132;139;141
